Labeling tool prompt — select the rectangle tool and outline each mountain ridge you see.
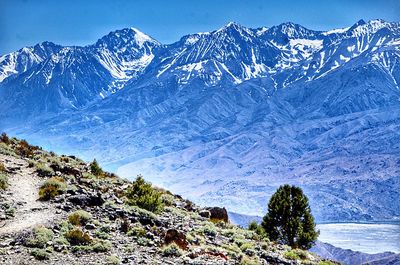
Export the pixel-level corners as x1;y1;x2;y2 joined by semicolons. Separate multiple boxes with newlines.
1;19;400;222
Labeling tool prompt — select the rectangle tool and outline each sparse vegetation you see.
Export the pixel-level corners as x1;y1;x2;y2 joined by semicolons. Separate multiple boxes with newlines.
39;176;67;200
0;136;335;264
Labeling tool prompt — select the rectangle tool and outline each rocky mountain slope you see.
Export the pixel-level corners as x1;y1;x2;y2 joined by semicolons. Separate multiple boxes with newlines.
0;136;336;264
1;19;400;222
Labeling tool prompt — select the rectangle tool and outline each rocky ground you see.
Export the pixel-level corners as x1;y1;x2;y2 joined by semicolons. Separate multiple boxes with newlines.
0;136;337;265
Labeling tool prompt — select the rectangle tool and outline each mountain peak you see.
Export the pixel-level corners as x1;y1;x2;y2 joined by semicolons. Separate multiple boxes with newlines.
224;21;241;28
95;27;160;50
216;21;251;34
349;19;367;30
130;27;159;46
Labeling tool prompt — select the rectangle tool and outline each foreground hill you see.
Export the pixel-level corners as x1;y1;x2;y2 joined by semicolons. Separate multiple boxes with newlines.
1;19;400;222
0;136;336;265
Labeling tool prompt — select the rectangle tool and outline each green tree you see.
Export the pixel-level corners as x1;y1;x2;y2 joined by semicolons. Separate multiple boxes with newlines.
125;175;163;213
90;159;103;176
261;184;319;249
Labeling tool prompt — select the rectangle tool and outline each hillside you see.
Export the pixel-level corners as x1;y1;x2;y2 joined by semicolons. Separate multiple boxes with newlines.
0;135;336;264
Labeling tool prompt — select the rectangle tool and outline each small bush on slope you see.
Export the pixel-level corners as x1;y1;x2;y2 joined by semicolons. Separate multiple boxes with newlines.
162;242;182;257
39;177;67;200
125;175;163;213
0;132;10;145
0;162;6;172
65;227;92;245
25;226;54;248
0;173;8;190
35;162;54;177
68;210;92;226
90;159;103;176
30;248;50;260
15;139;37;158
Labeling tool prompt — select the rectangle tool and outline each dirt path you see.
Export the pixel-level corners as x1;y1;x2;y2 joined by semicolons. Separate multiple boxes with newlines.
0;154;56;235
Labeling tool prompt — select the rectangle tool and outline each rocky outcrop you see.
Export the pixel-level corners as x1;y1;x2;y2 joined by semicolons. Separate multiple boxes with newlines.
164;229;188;250
205;207;229;223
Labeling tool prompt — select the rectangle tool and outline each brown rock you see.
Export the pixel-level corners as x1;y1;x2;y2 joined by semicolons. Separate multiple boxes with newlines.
199;210;211;218
205;207;229;223
164;229;188;250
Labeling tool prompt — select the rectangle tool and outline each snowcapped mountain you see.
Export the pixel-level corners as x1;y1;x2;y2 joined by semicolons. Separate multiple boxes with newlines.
1;19;400;222
0;41;62;82
0;28;159;122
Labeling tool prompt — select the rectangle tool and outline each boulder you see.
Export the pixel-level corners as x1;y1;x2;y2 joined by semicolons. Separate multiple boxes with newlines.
205;207;229;223
60;166;82;177
199;210;211;218
68;193;104;207
164;229;188;250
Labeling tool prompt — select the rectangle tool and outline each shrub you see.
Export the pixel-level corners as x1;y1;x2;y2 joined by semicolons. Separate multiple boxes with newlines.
0;133;10;145
262;185;319;249
125;175;163;213
293;248;309;259
90;159;103;176
160;193;175;206
68;210;92;226
39;177;67;200
106;255;120;265
127;224;146;238
15;139;36;157
200;222;217;237
54;236;70;247
36;163;54;177
0;162;6;172
248;221;266;237
5;207;16;217
284;250;300;260
0;173;8;190
31;248;50;260
25;226;54;248
240;255;261;265
92;240;112;252
240;242;254;252
65;228;92;245
162;243;182;257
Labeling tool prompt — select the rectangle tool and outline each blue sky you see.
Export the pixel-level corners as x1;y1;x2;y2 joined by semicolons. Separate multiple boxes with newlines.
1;0;400;55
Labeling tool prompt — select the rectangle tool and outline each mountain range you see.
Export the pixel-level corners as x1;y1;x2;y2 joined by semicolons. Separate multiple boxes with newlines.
1;19;400;222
